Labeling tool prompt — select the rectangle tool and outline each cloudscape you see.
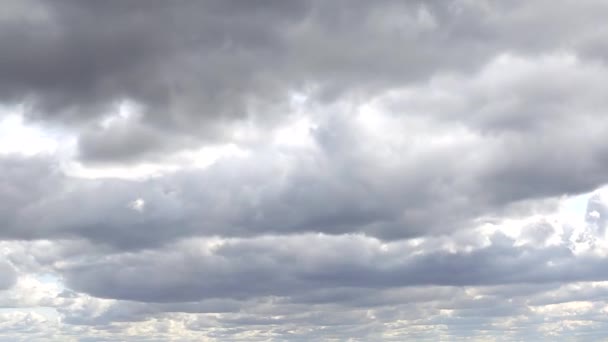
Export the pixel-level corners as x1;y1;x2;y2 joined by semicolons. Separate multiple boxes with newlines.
2;1;608;341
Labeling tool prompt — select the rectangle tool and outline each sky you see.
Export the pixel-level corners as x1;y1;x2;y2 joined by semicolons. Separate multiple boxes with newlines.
3;0;608;341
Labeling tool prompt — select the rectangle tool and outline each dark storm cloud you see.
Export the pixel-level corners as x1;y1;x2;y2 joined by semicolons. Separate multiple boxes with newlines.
3;0;608;162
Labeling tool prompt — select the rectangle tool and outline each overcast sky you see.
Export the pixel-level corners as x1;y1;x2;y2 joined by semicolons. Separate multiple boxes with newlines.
3;0;608;341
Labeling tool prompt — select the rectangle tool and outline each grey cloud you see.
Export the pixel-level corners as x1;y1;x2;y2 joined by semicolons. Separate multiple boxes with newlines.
1;0;311;161
0;148;550;247
3;101;608;248
58;232;608;303
3;1;608;162
0;261;16;290
5;238;608;341
381;53;608;135
586;193;608;235
4;1;608;340
77;119;194;164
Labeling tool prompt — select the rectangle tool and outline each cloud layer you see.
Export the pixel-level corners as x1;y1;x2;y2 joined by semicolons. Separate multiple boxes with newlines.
3;0;608;340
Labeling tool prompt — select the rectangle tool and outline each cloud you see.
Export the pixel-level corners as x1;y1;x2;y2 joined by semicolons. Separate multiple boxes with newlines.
54;230;608;303
2;0;607;163
4;67;608;247
0;261;16;290
4;1;608;340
